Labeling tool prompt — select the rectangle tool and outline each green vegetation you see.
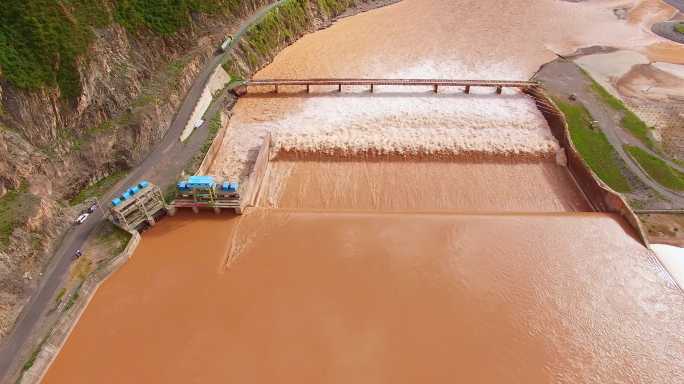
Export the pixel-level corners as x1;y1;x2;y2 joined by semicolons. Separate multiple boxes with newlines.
55;288;67;304
554;97;632;193
185;113;223;174
96;222;132;256
63;284;82;312
21;336;48;374
625;145;684;191
317;0;354;16
0;0;240;99
0;0;96;99
0;184;40;249
69;170;128;205
586;75;656;150
240;0;312;69
675;22;684;35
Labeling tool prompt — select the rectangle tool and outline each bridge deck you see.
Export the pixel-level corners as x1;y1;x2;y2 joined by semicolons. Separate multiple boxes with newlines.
241;78;537;95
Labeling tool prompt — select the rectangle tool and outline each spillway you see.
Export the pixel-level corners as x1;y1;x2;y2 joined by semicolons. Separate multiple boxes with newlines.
43;0;684;382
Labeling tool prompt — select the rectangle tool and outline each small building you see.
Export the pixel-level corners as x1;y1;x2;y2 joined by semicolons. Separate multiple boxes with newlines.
109;181;167;232
171;175;242;214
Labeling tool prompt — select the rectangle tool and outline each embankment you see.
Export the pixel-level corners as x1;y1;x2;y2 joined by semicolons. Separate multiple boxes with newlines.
524;86;649;245
15;231;140;384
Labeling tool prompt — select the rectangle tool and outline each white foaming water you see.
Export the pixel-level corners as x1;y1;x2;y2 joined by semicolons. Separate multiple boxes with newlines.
207;0;680;180
213;63;557;180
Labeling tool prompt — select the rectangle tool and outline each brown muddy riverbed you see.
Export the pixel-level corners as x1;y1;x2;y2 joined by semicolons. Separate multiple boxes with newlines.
44;211;684;383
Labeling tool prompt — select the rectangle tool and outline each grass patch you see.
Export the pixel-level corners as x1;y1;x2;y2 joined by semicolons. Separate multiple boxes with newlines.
239;0;312;70
96;222;132;256
87;120;115;135
185;114;223;175
63;285;81;312
625;145;684;191
585;73;656;150
675;22;684;35
70;257;92;280
20;335;49;374
163;183;178;204
55;288;67;304
69;170;128;206
554;97;632;193
0;183;40;249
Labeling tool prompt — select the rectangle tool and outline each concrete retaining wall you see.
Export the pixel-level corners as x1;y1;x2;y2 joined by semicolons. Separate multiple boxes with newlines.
195;111;230;176
20;231;141;384
241;133;271;211
525;87;649;246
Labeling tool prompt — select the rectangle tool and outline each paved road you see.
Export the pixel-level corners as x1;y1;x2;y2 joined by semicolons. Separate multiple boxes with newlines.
0;1;282;381
535;59;684;207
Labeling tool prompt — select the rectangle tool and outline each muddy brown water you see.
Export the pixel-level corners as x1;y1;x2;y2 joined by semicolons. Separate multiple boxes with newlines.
43;211;684;383
43;0;684;381
261;160;590;212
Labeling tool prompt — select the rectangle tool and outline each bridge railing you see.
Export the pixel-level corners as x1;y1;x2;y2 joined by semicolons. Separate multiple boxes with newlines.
238;78;539;95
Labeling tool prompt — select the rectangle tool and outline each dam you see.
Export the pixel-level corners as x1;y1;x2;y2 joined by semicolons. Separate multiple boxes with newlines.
42;0;684;382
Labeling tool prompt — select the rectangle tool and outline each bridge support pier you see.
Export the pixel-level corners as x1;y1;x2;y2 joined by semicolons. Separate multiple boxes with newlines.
496;85;502;94
433;84;438;93
338;84;342;92
306;84;310;93
274;84;278;93
370;84;374;93
464;85;470;94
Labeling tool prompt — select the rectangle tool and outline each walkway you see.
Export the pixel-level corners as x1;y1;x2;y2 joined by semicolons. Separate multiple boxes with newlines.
535;59;684;207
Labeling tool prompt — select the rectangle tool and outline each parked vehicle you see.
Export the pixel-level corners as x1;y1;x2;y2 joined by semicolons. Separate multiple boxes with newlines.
193;119;205;129
87;202;98;213
74;213;89;225
219;35;233;52
74;249;82;258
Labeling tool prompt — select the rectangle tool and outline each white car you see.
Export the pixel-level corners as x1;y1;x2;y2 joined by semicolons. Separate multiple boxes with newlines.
74;213;89;225
193;119;204;129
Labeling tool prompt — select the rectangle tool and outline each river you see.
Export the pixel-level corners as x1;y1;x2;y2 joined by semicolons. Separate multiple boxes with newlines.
44;0;684;382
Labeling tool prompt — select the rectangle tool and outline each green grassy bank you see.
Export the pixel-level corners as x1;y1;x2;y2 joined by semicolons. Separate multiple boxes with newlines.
586;75;656;150
625;145;684;191
554;97;632;193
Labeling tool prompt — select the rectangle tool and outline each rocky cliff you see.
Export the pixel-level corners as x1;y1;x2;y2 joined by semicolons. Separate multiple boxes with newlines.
0;0;275;339
0;0;388;342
